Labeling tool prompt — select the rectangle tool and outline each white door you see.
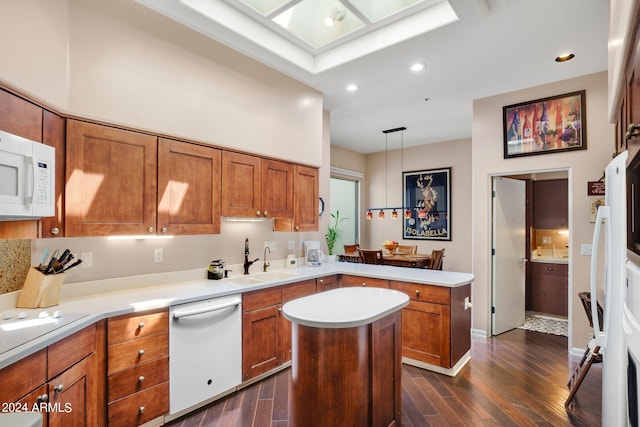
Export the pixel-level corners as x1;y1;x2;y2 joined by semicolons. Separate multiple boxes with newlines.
492;177;526;335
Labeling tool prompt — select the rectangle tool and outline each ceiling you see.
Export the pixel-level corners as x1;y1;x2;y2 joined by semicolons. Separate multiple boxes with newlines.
136;0;609;154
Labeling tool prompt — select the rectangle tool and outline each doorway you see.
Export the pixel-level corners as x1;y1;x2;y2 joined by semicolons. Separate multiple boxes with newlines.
491;170;570;338
329;173;361;254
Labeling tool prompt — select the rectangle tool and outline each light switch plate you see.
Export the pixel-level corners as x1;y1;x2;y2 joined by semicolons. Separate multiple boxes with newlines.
542;236;551;244
580;244;592;256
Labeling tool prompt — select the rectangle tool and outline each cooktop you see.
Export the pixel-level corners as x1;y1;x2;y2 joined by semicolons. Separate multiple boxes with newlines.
0;310;89;355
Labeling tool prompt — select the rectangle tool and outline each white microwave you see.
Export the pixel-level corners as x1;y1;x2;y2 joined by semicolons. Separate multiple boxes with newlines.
0;130;55;220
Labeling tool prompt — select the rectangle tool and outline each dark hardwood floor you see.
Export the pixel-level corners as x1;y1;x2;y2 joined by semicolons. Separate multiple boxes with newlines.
167;329;601;426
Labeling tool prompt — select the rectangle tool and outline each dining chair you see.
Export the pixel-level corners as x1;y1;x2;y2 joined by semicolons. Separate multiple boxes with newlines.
428;249;445;270
344;244;360;253
397;245;417;255
565;292;603;408
359;249;383;265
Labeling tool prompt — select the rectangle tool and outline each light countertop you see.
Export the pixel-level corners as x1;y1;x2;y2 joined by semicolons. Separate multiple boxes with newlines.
0;261;473;369
282;287;409;328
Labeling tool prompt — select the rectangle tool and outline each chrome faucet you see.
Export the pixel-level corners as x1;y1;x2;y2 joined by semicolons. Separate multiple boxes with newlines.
243;238;259;275
263;246;271;272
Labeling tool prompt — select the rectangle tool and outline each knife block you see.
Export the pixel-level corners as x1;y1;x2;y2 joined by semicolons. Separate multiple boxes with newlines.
16;268;65;308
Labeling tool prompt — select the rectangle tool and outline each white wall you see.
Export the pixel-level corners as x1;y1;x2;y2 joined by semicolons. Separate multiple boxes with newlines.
0;0;323;167
472;71;613;349
363;138;472;273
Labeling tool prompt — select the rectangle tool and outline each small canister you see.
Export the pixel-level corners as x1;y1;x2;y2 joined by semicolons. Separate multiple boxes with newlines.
208;260;224;280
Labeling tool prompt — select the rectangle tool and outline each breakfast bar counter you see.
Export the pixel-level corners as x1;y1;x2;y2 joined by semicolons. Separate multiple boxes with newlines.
282;287;409;427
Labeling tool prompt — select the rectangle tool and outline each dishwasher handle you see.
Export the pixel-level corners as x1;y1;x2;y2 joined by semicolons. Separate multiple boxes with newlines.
172;297;242;319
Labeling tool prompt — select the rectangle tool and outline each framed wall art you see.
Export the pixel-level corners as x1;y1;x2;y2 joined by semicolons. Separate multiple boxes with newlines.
503;90;586;159
403;167;451;241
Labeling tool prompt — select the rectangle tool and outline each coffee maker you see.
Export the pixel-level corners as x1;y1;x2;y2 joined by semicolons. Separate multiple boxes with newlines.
304;241;324;267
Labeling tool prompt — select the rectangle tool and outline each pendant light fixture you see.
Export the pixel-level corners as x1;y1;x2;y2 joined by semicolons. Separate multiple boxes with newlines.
366;126;407;219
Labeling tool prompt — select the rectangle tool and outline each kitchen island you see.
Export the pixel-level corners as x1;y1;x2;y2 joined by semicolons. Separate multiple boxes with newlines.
283;287;409;427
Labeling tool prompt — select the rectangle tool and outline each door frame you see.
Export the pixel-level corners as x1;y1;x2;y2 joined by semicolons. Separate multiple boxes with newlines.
489;167;572;350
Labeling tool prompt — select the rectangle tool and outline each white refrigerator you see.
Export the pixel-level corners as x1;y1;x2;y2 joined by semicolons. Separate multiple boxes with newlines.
590;151;628;426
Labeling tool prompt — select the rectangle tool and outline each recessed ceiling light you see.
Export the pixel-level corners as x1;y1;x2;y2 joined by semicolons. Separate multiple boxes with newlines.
410;62;426;72
346;84;358;92
555;53;575;62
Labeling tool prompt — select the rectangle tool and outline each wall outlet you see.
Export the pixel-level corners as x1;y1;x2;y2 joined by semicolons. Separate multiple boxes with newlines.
542;236;551;244
265;240;277;250
580;244;592;256
154;248;164;263
81;252;93;268
288;240;296;250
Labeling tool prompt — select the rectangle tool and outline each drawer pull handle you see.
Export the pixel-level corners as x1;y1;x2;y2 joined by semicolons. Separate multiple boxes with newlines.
37;394;48;402
362;283;366;286
319;279;324;283
278;308;282;313
138;349;145;356
139;406;145;414
415;290;420;296
54;384;64;393
50;227;60;235
138;322;145;329
138;376;145;383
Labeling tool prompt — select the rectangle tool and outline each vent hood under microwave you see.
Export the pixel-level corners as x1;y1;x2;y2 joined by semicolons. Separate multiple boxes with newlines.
0;130;55;221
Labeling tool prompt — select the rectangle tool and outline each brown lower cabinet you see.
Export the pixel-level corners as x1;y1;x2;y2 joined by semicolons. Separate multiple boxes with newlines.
390;281;471;370
242;280;316;381
0;324;103;427
530;262;568;317
106;309;169;426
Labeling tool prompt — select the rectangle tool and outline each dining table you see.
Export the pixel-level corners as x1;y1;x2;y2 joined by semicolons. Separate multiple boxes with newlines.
338;251;431;269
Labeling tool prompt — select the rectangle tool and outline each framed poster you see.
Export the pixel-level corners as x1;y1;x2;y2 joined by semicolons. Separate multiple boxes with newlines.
403;167;451;241
503;90;586;158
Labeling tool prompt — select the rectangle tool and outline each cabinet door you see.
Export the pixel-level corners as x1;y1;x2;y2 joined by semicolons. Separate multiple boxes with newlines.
532;179;568;229
17;384;49;425
158;138;221;235
221;151;261;218
261;159;293;218
401;300;451;368
48;353;98;427
65;120;157;236
530;263;568;316
40;110;66;238
292;165;319;231
242;304;282;380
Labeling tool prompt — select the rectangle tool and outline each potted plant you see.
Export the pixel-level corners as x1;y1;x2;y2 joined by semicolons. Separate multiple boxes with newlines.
325;210;348;262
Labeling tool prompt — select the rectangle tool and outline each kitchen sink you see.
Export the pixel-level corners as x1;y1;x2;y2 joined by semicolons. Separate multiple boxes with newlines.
229;271;301;285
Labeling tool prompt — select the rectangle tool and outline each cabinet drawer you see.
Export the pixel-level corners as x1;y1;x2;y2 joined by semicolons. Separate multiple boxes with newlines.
108;310;168;345
0;349;46;404
243;287;282;312
282;280;316;302
341;275;389;288
390;281;450;305
108;357;169;402
316;275;339;292
108;332;169;374
48;324;96;379
108;381;169;426
531;262;568;277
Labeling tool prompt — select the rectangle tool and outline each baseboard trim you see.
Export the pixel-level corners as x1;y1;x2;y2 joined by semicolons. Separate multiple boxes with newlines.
402;351;471;377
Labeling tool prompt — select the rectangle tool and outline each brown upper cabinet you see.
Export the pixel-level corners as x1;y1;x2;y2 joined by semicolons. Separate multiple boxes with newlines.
40;110;66;238
158;138;221;235
274;165;319;232
221;151;293;219
532;179;568;229
66;120;158;236
66;121;225;237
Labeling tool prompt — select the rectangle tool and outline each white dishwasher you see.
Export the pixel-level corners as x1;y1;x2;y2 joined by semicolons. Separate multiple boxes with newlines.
169;294;242;415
